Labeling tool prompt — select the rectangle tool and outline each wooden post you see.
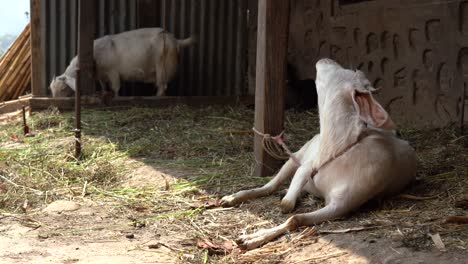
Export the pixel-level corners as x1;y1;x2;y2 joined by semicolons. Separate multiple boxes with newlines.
254;0;290;176
30;0;44;97
78;0;95;96
75;0;95;158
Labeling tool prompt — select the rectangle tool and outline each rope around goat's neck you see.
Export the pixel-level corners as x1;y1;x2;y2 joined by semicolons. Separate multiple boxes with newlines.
252;127;369;179
252;127;301;166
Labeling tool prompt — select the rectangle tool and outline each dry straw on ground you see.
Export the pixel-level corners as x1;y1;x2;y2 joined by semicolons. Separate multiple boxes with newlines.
0;105;466;263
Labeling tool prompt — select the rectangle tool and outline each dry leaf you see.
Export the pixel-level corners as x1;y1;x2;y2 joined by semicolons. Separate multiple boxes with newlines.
197;237;233;255
182;254;195;261
133;205;149;212
189;199;221;209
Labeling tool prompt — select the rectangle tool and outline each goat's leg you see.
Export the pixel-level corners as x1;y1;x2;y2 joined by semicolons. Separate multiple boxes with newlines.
280;166;313;213
220;159;299;207
152;84;159;96
156;83;167;96
109;72;120;97
98;80;106;91
236;198;352;250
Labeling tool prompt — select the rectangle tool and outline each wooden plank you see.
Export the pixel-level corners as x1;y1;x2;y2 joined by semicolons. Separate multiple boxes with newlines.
1;42;31;101
29;96;255;111
0;96;31;115
254;0;290;176
0;25;30;99
0;26;31;101
11;66;31;100
0;25;29;72
0;106;30;123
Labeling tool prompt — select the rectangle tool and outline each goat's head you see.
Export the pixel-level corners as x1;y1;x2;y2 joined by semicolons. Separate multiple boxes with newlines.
315;58;394;130
49;75;75;97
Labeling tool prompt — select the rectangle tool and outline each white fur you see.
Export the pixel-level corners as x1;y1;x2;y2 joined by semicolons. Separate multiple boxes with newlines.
221;58;416;250
49;28;196;97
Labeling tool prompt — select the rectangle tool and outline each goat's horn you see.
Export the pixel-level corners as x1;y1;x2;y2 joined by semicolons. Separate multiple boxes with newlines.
371;87;382;93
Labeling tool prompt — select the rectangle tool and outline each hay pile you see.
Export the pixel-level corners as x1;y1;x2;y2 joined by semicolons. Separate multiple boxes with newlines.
0;24;31;102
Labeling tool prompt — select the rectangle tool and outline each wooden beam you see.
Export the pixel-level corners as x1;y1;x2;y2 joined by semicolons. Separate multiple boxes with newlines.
0;106;30;123
30;0;43;97
0;96;31;115
254;0;290;176
29;96;254;112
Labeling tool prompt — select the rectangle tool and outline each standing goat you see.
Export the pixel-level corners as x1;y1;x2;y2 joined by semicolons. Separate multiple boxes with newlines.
221;58;416;250
49;28;195;97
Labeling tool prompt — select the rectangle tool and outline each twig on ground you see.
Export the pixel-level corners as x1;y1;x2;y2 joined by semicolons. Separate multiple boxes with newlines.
443;216;468;224
399;194;439;200
428;233;446;252
292;251;348;263
318;224;394;234
81;180;88;197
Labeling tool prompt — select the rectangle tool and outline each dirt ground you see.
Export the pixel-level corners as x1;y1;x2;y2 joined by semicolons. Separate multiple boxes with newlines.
1;164;467;264
0;106;467;263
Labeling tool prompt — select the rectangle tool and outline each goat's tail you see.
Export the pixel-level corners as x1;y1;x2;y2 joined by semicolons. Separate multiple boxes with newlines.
177;35;197;48
155;31;179;95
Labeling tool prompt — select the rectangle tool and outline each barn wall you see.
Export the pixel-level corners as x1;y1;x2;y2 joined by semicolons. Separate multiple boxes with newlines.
288;0;465;127
39;0;249;97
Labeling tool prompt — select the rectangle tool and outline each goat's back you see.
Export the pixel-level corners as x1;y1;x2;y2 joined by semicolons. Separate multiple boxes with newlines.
93;28;177;82
313;130;416;206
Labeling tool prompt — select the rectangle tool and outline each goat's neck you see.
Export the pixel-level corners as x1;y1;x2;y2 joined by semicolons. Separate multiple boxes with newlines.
314;101;365;168
64;57;78;79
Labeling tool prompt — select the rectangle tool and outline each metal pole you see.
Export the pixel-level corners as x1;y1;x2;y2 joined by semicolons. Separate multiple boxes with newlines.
22;106;29;135
75;0;94;159
75;69;81;159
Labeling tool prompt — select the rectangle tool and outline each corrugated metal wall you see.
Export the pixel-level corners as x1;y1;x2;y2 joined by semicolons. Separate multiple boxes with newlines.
41;0;77;92
151;0;249;96
40;0;249;97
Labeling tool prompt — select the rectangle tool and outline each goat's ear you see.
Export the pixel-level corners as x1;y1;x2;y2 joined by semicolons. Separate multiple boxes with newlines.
352;89;395;129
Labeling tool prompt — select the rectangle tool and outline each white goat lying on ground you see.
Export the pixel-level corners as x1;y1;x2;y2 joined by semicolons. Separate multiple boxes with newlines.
221;58;416;250
49;28;195;97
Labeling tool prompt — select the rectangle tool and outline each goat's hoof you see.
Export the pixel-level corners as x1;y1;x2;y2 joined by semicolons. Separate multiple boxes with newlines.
235;233;267;250
220;195;239;207
280;199;295;214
